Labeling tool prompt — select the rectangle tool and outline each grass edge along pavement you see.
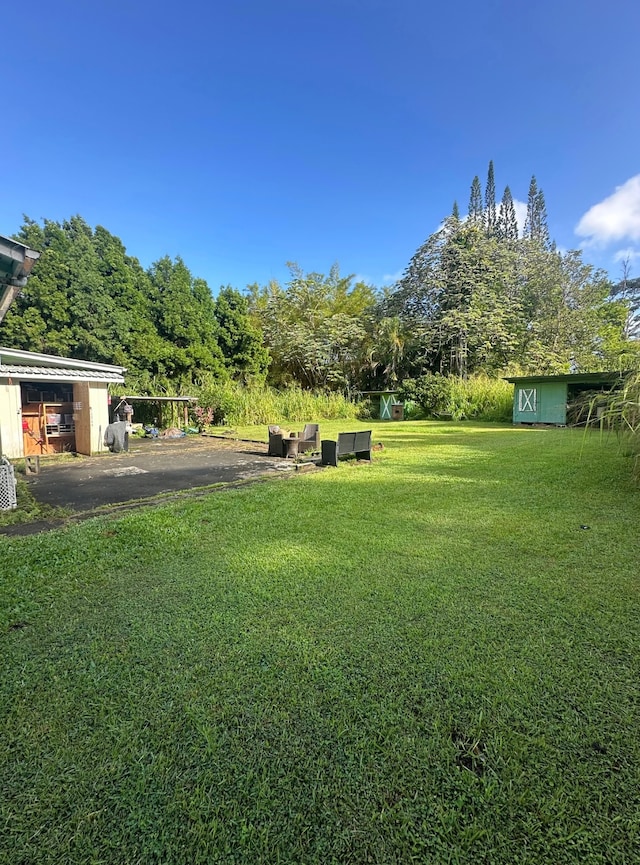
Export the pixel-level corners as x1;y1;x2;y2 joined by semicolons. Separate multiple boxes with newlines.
1;421;639;864
0;468;71;528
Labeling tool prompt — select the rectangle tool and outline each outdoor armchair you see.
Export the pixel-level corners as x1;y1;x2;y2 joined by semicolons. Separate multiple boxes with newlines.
268;425;286;457
296;423;320;453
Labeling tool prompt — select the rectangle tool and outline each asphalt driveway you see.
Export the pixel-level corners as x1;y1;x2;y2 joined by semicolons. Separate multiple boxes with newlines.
23;434;296;513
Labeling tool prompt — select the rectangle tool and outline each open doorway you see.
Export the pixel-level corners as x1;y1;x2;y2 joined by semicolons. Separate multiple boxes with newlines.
21;381;76;455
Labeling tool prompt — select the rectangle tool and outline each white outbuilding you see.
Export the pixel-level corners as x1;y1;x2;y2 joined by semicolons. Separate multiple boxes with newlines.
0;346;126;459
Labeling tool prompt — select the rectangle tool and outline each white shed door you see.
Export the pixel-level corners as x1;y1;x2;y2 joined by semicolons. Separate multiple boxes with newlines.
0;384;24;458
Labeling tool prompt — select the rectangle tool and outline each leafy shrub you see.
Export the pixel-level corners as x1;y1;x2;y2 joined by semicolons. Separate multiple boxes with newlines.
192;406;215;431
399;373;513;422
400;399;421;420
355;398;374;420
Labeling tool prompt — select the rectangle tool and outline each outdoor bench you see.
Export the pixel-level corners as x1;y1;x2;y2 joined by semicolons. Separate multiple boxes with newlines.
320;430;372;466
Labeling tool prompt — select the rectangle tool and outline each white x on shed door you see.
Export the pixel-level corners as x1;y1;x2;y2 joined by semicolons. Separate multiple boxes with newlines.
518;388;537;412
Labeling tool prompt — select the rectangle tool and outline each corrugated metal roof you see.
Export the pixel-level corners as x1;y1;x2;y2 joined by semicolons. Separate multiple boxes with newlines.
0;364;125;383
0;345;126;374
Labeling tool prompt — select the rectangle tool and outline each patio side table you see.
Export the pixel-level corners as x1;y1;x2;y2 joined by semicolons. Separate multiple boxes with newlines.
284;437;300;458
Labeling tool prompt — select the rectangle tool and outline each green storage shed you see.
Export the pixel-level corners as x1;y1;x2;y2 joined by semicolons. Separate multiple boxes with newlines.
505;372;624;425
360;390;404;420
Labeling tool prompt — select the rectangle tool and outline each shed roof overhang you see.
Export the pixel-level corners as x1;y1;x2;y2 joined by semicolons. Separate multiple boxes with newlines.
118;395;198;403
504;372;625;386
0;235;41;322
0;346;126;384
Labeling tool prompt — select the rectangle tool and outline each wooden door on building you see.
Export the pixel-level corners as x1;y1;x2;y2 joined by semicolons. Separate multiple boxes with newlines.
21;384;76;455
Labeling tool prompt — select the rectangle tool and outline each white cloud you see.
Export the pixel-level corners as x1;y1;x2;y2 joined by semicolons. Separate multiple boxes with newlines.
512;200;527;237
575;175;640;246
458;199;528;237
613;247;640;263
354;269;403;287
382;269;403;284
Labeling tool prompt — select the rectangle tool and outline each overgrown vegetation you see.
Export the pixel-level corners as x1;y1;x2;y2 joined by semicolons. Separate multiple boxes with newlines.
193;378;361;426
0;217;268;392
2;168;638;401
599;365;640;478
399;373;513;421
2;423;639;863
387;168;633;377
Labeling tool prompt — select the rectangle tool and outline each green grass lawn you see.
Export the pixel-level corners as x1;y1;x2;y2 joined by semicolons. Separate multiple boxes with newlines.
1;422;639;864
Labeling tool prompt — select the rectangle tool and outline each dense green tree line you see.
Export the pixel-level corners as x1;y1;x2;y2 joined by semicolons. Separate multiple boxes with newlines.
247;263;381;393
1;178;638;400
0;216;267;391
246;167;636;390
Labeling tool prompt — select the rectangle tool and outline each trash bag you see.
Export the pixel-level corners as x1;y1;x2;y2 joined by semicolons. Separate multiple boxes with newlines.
104;421;128;453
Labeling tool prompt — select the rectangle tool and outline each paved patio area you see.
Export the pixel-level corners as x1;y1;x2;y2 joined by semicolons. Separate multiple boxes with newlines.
23;434;296;513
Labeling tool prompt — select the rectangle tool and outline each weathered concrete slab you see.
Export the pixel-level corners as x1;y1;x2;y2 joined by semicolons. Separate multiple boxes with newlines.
22;435;293;513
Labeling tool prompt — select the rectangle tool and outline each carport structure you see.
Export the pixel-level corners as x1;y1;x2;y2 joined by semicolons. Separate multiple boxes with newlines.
111;395;198;427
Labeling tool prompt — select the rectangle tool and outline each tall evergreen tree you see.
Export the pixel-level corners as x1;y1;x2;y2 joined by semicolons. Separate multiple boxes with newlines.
147;256;226;383
0;216;118;361
0;214;234;389
387;161;633;376
468;176;483;224
390;211;628;376
498;186;519;241
524;175;550;247
451;200;460;221
534;188;550;248
390;217;522;375
91;225;166;378
524;175;538;238
213;286;270;382
484;160;497;236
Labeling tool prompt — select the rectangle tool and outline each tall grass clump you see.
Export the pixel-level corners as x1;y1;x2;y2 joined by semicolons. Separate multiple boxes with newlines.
194;379;359;426
599;367;640;479
400;373;513;422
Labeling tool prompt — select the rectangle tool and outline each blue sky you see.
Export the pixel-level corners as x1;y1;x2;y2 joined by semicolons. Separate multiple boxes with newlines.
2;0;640;291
